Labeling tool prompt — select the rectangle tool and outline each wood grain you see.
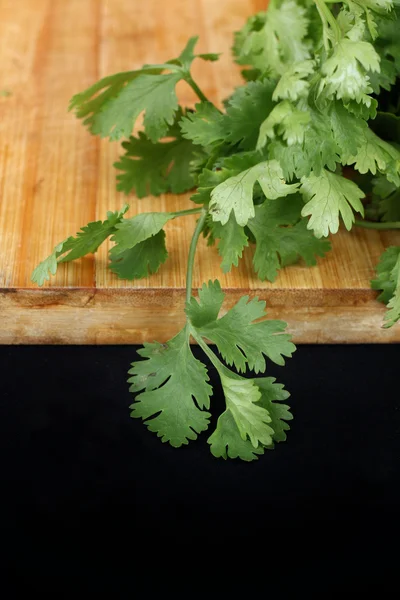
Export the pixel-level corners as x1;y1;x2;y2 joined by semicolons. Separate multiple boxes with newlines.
1;0;399;344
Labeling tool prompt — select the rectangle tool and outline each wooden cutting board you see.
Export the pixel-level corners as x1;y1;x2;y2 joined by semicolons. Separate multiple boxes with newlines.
1;0;399;344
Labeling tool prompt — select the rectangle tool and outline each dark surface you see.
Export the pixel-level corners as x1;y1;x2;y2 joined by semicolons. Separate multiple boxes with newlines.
1;344;399;580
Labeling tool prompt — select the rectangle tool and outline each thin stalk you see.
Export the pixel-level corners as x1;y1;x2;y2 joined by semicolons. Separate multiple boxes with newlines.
184;74;223;113
190;326;226;373
185;208;208;304
171;208;202;218
354;219;400;230
314;0;341;43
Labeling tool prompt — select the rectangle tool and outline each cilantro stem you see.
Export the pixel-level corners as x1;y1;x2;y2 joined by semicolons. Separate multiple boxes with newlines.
314;0;341;43
185;208;208;304
354;219;400;230
184;74;223;114
171;208;202;218
189;325;226;372
184;74;210;103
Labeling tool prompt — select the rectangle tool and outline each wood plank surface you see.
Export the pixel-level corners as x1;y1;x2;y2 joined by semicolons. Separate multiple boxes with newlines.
1;0;399;344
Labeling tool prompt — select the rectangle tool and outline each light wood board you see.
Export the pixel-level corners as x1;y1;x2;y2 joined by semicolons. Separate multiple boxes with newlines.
1;0;399;344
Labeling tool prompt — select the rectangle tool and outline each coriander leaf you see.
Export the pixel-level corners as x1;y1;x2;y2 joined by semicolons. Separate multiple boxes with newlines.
330;101;367;160
185;279;225;328
211;214;249;273
191;167;234;205
221;79;276;150
180;79;276;151
109;212;174;255
59;205;130;263
190;150;263;205
257;101;311;147
187;280;296;372
208;375;292;460
368;57;397;94
109;229;168;280
356;0;394;13
180;102;225;147
115;131;195;197
371;176;400;221
273;60;315;102
197;53;221;62
69;70;148;126
208;410;265;461
174;36;200;70
31;205;129;286
319;39;380;105
31;241;67;287
371;246;400;327
300;169;365;237
233;1;310;76
128;327;212;447
210;160;300;226
344;98;378;120
257;377;292;444
344;128;400;185
69;39;202;143
269;107;341;179
247;196;331;282
219;373;273;448
90;72;182;142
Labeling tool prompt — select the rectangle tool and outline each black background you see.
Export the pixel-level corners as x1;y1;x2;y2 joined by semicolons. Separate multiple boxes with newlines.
1;344;399;584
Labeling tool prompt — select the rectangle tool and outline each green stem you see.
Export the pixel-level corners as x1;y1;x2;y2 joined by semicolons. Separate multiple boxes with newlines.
314;0;341;43
185;208;208;304
184;74;223;113
354;219;400;230
184;74;210;103
171;208;202;218
189;326;226;373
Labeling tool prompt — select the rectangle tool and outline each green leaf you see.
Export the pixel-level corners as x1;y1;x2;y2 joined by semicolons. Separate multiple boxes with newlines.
90;72;182;142
208;410;265;461
247;196;331;282
269;107;341;179
115;131;195;197
273;60;315;102
221;79;276;150
209;160;300;227
219;373;274;448
179;102;224;147
233;1;310;76
31;205;129;286
330;101;367;160
368;57;397;94
187;280;296;373
256;377;292;444
207;376;292;460
128;327;212;447
180;79;276;151
257;100;311;148
197;53;221;62
185;280;225;328
371;176;400;221
109;212;174;256
191;167;234;205
300;169;365;237
344;128;400;185
211;214;249;273
109;229;168;280
319;39;380;104
69;38;213;142
31;241;67;287
371;246;400;327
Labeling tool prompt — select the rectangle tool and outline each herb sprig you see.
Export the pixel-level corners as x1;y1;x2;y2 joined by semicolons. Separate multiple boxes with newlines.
32;0;400;460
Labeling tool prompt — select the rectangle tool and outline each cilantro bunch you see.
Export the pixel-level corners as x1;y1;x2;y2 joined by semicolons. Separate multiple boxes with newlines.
32;0;400;460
